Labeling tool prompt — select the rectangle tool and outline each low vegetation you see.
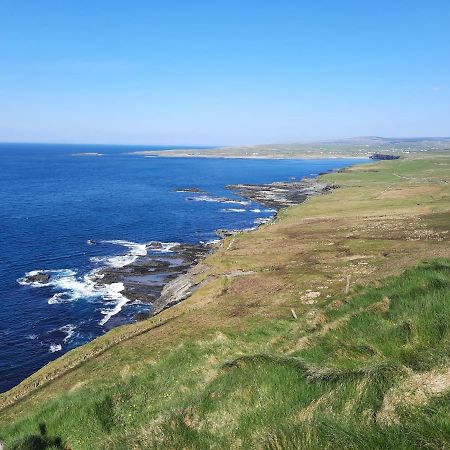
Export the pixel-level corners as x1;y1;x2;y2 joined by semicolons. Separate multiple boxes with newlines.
1;154;449;449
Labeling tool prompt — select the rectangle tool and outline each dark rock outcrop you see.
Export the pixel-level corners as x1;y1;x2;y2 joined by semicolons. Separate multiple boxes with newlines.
227;177;337;209
370;153;400;160
24;272;50;284
95;243;211;307
215;229;241;238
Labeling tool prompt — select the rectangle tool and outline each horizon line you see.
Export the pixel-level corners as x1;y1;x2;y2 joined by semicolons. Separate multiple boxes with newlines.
1;136;450;148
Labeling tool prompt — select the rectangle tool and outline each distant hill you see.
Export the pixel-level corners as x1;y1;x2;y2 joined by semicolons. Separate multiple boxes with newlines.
128;136;450;159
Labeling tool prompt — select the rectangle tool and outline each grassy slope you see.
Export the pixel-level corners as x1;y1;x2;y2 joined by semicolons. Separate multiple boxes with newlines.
1;155;449;449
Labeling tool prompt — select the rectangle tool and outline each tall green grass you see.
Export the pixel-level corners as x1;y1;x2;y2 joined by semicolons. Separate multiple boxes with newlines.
2;259;450;449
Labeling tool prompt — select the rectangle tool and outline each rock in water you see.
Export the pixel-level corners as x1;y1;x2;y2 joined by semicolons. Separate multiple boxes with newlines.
25;272;50;284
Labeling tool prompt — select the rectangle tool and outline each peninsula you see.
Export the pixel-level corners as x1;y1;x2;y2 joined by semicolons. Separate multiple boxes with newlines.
127;136;450;159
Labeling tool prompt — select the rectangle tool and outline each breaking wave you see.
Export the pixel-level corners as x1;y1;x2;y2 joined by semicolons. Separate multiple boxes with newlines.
99;293;129;326
20;267;127;325
186;195;250;205
49;344;62;353
250;208;276;213
59;324;77;343
17;239;182;327
90;240;148;268
220;208;247;213
254;217;272;225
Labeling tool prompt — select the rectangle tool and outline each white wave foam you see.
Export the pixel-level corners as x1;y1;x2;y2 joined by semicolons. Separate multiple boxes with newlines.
45;270;103;302
51;270;127;325
250;208;277;213
223;199;250;205
91;240;148;268
201;238;221;245
18;239;182;327
99;284;128;325
59;324;77;343
17;269;76;287
48;292;68;304
46;269;126;305
90;240;179;267
49;344;62;353
254;217;272;225
148;241;179;253
19;266;128;325
220;208;247;213
187;195;250;206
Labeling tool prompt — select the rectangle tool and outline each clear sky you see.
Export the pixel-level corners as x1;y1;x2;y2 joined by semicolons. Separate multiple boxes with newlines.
0;0;449;145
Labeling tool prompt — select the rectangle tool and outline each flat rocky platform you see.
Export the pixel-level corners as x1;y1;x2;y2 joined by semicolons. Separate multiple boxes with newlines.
20;178;337;321
123;178;337;313
97;243;210;316
227;177;337;209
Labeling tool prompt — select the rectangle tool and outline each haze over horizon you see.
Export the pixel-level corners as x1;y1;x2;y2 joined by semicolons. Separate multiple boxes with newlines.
2;136;450;149
1;0;449;145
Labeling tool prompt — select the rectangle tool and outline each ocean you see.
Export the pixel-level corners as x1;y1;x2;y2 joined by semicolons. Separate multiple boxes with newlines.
0;143;365;392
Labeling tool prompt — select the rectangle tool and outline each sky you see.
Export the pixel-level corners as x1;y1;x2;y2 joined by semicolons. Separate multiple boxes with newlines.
0;0;449;145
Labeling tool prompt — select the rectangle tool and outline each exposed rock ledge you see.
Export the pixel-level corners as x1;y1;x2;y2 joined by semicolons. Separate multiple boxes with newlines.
152;177;338;314
152;263;210;314
98;244;206;297
227;177;337;209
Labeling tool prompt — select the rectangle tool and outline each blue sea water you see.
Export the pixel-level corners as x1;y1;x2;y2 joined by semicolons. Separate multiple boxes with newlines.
0;143;365;392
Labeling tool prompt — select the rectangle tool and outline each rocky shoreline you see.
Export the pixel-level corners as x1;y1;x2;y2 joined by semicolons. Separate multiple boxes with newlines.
105;177;337;315
97;243;211;317
227;177;337;209
21;242;214;323
21;177;337;321
149;176;337;313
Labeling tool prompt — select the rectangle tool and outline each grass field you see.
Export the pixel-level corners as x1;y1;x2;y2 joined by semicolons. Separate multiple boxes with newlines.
1;154;449;449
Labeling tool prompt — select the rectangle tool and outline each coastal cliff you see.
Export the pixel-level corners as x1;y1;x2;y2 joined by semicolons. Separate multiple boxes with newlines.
1;155;449;450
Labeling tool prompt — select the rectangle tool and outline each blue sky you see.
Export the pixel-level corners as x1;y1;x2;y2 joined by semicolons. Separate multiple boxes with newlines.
0;0;449;145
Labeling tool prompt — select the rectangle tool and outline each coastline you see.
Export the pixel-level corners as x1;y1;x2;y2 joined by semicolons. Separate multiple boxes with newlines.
5;154;365;395
1;166;344;404
1;154;449;444
125;137;450;160
127;151;371;160
24;168;345;324
152;173;339;315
